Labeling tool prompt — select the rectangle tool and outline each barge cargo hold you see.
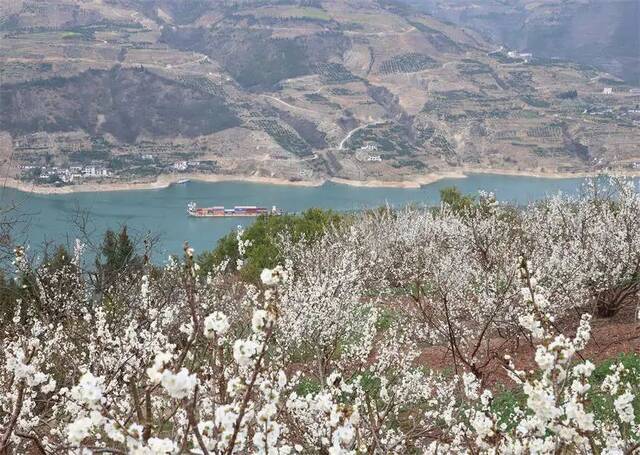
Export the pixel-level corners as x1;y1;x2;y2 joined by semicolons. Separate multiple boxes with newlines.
187;202;282;217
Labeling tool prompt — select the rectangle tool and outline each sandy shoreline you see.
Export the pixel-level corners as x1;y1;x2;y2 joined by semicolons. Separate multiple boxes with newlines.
1;174;325;194
2;169;639;194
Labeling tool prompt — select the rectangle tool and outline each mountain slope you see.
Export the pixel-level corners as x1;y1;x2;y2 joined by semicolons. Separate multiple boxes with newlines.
1;0;639;187
399;0;640;85
0;67;240;142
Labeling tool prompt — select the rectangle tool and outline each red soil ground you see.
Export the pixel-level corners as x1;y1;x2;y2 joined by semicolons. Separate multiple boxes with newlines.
417;302;639;388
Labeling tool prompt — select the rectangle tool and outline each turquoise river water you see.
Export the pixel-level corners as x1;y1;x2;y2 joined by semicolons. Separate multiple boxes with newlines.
0;174;630;258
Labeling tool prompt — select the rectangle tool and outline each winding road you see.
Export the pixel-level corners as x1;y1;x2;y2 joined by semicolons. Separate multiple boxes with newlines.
338;121;386;150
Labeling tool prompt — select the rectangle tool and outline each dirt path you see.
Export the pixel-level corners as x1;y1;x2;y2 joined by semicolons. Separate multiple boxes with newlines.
262;95;317;114
338;121;386;150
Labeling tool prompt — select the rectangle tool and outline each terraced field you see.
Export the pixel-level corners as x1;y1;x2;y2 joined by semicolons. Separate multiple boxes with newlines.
176;76;224;97
527;126;563;139
0;0;638;187
314;63;360;84
249;119;312;157
378;53;438;75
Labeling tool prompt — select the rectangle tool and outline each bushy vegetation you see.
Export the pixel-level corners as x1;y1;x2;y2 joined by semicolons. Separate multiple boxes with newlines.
521;95;551;108
175;76;224;97
198;208;345;282
458;60;492;76
0;227;145;323
313;63;360;84
422;90;482;112
527;125;563;138
378;53;438;75
557;89;579;100
1;178;640;454
343;122;415;156
249;119;313;157
0;68;241;143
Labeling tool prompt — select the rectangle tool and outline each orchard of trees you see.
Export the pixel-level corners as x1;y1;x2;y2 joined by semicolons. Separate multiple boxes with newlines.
1;178;640;454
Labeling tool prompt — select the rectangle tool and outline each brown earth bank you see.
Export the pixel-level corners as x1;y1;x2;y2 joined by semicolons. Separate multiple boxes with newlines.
417;301;639;389
4;168;640;194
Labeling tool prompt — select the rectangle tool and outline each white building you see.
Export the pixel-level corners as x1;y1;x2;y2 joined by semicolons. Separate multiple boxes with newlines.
507;51;532;62
603;87;613;95
173;161;188;171
82;167;110;177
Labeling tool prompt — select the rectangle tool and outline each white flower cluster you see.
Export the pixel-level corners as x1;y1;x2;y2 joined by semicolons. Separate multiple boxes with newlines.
260;265;288;286
1;177;639;454
146;352;197;399
203;310;230;340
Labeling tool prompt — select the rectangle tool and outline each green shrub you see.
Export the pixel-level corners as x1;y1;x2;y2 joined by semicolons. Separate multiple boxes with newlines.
491;389;526;431
589;353;640;423
439;186;475;213
198;208;347;282
296;377;322;396
492;353;640;429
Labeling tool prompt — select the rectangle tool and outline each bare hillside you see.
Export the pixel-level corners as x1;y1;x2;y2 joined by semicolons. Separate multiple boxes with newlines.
1;0;639;187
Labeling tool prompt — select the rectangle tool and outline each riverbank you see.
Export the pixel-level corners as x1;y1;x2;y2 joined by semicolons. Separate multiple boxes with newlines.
0;174;325;194
3;168;639;194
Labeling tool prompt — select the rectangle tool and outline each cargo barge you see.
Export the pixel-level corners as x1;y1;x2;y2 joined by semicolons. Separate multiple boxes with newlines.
187;202;282;217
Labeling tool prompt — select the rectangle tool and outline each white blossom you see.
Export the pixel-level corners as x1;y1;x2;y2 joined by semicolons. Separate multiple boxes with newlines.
204;311;230;339
160;368;197;399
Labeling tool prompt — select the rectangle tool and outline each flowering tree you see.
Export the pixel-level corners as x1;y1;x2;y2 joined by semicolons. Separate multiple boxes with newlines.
526;179;640;318
1;178;639;454
431;259;640;453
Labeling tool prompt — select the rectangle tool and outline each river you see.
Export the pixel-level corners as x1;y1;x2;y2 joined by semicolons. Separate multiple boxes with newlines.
0;174;623;258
